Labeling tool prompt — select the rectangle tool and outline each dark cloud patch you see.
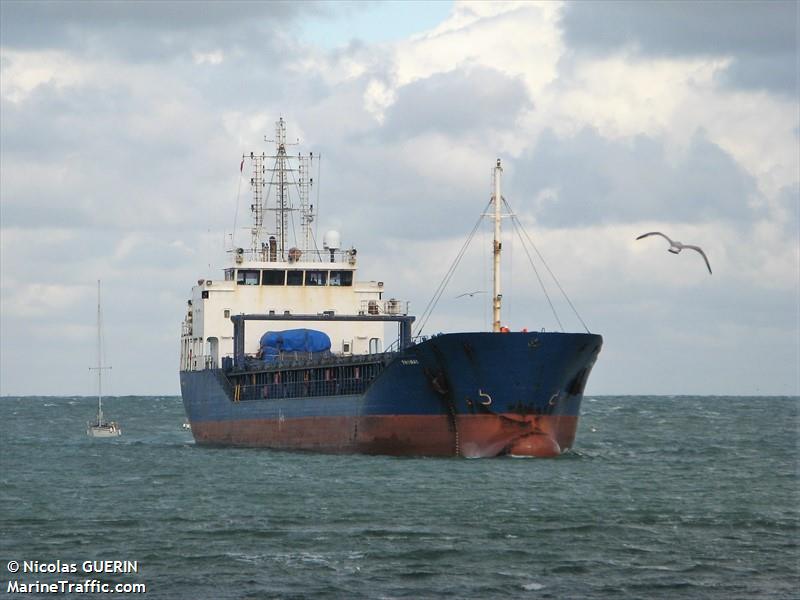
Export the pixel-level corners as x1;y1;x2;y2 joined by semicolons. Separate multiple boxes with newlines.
560;0;798;96
508;127;758;227
1;0;309;34
561;1;794;56
0;0;327;61
379;67;532;140
307;146;479;246
716;52;798;96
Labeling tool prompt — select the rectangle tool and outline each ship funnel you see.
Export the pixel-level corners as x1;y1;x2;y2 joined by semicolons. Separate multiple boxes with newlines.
323;230;341;263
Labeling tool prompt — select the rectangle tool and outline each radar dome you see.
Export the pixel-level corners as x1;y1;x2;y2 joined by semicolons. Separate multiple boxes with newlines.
323;230;341;250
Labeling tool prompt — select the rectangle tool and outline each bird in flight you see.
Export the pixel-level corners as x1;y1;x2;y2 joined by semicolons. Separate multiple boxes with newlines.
455;290;487;298
636;232;712;274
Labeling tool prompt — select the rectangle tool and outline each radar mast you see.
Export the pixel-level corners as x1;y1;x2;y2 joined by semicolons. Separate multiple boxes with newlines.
241;118;316;262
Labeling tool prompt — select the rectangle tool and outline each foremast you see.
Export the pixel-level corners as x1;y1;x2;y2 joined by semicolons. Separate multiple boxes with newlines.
492;159;503;332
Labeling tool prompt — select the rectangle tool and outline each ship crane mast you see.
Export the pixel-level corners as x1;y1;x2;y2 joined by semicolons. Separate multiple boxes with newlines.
492;158;503;333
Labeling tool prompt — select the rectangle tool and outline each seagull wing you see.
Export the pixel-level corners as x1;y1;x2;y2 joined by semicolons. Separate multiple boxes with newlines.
683;245;712;274
636;231;674;244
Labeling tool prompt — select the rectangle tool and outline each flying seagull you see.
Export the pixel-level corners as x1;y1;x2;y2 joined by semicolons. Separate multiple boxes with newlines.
636;232;712;274
455;290;487;298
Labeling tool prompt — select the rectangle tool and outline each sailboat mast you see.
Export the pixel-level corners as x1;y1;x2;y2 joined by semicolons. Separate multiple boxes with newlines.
492;159;503;332
96;280;103;424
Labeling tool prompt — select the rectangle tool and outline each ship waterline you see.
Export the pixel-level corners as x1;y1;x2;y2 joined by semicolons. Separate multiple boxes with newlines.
186;415;578;458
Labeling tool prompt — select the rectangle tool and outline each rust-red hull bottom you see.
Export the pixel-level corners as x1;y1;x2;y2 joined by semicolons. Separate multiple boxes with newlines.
191;414;578;458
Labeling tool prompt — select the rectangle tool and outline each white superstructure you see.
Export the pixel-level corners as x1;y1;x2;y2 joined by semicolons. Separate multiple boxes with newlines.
180;119;407;372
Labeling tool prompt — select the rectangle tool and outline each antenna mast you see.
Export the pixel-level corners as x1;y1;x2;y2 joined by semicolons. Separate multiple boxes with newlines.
275;118;289;258
298;152;314;254
241;118;317;262
248;152;266;257
264;117;302;261
492;159;503;332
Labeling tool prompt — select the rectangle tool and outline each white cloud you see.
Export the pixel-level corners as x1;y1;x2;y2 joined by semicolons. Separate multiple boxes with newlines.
363;79;394;123
544;55;730;140
395;1;562;94
0;49;91;102
2;282;91;318
192;49;224;65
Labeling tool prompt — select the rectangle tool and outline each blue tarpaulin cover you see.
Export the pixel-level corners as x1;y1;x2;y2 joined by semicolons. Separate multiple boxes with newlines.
259;329;332;355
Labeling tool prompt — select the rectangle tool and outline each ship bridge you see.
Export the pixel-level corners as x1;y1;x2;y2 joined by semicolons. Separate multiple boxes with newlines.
180;262;410;372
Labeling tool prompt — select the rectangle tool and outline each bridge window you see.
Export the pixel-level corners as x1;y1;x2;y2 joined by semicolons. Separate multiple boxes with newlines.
224;269;234;281
262;270;285;286
305;270;327;286
329;271;353;286
236;270;260;285
287;270;303;286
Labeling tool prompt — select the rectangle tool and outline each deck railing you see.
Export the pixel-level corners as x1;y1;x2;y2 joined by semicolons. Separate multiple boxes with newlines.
230;375;374;401
361;299;409;316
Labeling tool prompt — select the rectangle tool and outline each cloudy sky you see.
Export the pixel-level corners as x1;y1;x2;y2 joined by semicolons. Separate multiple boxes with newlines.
1;0;798;396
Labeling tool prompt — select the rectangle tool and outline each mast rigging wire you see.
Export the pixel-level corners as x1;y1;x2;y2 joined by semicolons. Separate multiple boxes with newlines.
504;199;590;333
507;214;564;332
415;203;490;337
286;164;303;250
231;165;244;248
416;195;591;337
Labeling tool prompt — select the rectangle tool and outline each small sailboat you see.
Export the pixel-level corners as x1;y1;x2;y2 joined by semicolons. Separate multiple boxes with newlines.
87;280;121;438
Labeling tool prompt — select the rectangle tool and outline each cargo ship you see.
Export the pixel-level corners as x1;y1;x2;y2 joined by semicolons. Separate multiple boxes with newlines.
179;119;601;457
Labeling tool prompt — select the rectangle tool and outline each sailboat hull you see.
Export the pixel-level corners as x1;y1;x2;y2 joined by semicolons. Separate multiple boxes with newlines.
87;425;121;438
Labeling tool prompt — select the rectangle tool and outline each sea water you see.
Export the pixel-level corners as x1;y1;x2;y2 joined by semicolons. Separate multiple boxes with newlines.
1;396;797;599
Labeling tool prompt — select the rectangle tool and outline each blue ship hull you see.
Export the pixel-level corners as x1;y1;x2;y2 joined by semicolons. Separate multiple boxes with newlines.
180;331;602;457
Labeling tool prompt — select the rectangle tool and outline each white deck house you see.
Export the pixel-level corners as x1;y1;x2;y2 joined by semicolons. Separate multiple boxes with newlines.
180;255;409;371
